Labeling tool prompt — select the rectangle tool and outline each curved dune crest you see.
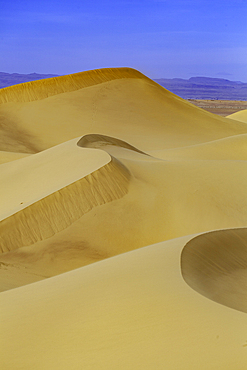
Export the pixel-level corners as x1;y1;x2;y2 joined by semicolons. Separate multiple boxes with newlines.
0;138;111;220
2;134;247;289
0;155;130;253
0;67;145;103
77;133;149;155
0;150;31;164
0;137;131;253
151;133;247;160
1;68;247;153
181;228;247;313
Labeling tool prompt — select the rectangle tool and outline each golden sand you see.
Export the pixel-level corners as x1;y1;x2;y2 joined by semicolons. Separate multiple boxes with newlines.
227;108;247;123
0;68;247;368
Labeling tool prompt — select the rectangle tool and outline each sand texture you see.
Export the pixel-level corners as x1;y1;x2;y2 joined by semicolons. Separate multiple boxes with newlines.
0;67;247;369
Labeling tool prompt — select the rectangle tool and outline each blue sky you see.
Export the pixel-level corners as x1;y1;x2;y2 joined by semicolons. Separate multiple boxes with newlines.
0;0;246;81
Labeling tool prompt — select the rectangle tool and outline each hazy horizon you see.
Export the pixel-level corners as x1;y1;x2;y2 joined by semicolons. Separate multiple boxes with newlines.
1;0;247;82
0;70;246;84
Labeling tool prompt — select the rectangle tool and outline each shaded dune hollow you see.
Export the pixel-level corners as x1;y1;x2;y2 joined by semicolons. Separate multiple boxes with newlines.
0;156;130;253
181;228;247;313
77;134;149;155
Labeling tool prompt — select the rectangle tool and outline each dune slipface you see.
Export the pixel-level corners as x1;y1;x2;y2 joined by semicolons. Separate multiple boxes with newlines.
0;67;247;369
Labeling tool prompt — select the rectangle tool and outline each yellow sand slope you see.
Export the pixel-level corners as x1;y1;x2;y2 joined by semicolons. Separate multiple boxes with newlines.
227;108;247;123
0;150;30;164
1;134;247;292
0;68;247;369
1;235;247;369
0;68;247;153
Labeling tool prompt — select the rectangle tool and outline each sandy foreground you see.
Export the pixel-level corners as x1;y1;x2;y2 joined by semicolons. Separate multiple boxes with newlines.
0;68;247;369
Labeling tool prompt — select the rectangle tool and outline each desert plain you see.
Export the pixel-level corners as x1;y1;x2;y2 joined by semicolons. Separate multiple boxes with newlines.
188;99;247;116
0;67;247;369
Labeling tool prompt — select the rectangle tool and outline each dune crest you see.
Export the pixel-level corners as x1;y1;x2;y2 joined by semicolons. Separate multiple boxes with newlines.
151;133;247;160
0;67;145;103
1;67;247;154
0;150;31;164
0;156;130;253
77;133;149;155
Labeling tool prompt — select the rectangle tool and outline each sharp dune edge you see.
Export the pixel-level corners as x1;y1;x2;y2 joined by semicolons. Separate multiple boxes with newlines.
0;150;30;164
1;67;247;369
0;67;145;103
0;154;130;253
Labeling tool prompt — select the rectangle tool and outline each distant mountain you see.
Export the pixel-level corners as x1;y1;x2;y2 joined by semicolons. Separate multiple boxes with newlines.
154;77;247;100
0;72;59;89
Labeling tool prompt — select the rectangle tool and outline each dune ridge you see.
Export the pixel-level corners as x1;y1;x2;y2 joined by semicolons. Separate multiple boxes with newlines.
151;133;247;160
1;68;247;154
0;150;31;164
0;156;130;253
2;133;247;287
0;67;145;103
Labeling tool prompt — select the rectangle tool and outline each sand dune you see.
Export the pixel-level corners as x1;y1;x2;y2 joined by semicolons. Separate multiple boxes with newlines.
0;150;30;164
1;67;247;154
0;67;247;368
151;133;247;160
1;236;247;369
2;134;247;292
227;108;247;123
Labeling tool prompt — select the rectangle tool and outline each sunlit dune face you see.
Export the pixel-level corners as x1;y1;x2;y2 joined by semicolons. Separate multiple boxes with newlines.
181;228;247;313
1;67;247;368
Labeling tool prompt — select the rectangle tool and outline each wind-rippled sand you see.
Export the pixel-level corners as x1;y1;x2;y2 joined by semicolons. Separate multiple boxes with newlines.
0;68;247;369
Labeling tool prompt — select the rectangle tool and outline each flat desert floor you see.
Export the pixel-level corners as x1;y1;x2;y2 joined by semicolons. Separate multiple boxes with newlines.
188;99;247;116
0;67;247;369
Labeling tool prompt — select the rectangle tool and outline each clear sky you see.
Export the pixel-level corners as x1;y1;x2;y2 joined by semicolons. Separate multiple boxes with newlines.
0;0;247;81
